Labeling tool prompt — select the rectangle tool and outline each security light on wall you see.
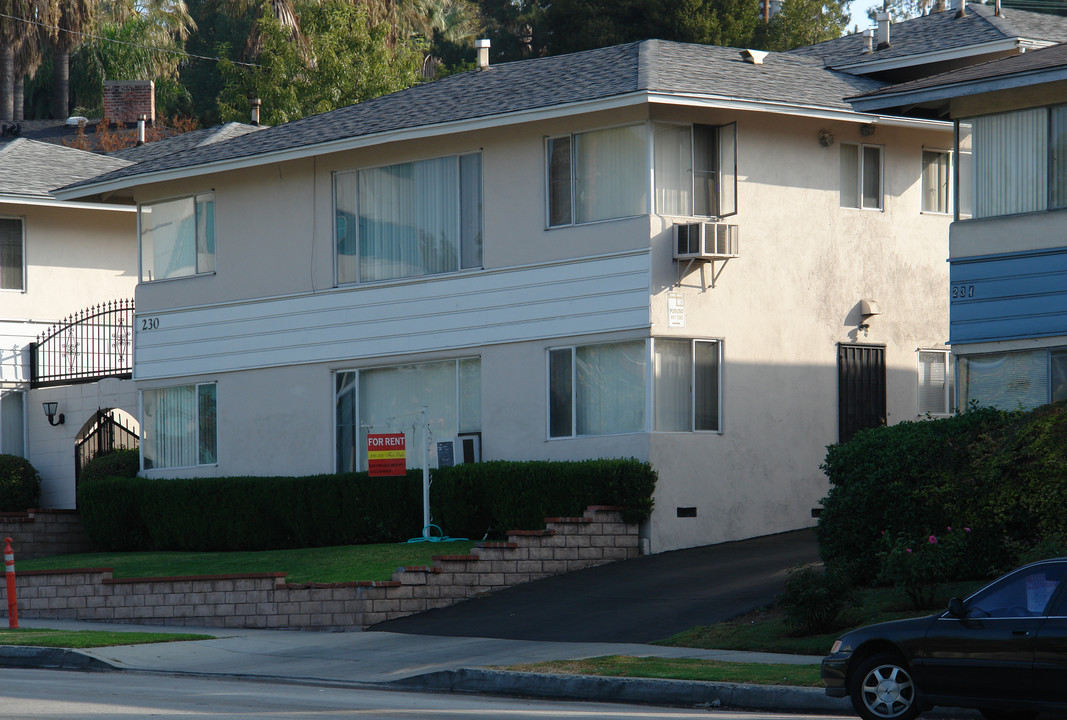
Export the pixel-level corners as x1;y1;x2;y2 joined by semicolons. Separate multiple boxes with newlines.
42;402;64;426
858;298;882;337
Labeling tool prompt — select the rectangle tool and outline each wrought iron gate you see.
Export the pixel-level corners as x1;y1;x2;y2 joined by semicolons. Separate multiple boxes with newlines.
838;344;887;443
74;409;139;485
30;299;134;388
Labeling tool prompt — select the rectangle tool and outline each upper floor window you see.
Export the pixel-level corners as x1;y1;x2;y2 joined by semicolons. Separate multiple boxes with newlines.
921;149;951;214
917;349;953;416
0;217;24;291
841;142;882;210
141;383;217;470
547;125;648;227
957;106;1067;220
139;193;215;282
335;153;482;284
654;122;737;219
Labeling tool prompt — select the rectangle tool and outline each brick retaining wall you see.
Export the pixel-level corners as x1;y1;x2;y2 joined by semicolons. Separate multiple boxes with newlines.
0;506;638;630
0;510;95;560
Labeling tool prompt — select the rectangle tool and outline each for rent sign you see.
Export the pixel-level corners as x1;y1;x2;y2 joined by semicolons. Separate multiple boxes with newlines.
367;433;406;476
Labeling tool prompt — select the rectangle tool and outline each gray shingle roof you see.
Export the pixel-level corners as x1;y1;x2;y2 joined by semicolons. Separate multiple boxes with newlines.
0;138;131;198
108;122;264;163
60;40;885;196
791;5;1067;69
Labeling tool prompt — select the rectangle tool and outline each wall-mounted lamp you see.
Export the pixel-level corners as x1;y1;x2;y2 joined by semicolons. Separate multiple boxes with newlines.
818;129;835;147
858;298;882;337
860;123;877;136
42;402;64;426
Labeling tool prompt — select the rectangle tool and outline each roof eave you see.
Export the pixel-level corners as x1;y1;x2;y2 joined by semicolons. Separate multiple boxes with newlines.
831;37;1034;75
0;193;137;212
850;64;1067;112
56;88;950;200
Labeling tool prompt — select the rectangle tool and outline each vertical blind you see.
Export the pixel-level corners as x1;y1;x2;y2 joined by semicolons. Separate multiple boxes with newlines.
142;384;216;469
574;125;647;224
0;218;23;290
972;108;1047;219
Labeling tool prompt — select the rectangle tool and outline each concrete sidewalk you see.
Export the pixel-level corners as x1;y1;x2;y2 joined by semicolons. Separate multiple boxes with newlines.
4;617;848;713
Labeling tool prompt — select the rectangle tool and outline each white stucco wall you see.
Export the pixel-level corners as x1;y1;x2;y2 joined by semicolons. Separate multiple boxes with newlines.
127;102;953;552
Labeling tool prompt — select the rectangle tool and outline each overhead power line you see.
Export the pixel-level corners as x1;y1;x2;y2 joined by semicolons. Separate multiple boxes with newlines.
0;10;260;68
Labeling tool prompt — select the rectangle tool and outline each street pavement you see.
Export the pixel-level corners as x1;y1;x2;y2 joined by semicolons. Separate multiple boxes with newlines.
1;528;860;713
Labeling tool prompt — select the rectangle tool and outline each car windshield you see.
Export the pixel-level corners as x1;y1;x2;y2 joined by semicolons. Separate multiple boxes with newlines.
966;563;1066;618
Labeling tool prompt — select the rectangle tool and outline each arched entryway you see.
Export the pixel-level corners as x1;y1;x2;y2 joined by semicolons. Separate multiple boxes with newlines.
74;408;139;488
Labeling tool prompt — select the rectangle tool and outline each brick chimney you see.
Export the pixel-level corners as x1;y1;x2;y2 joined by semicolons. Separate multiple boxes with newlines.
102;80;155;126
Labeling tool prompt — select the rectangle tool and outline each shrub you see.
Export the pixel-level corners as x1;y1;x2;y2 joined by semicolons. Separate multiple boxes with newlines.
877;526;977;609
779;564;856;635
79;449;140;484
0;455;40;512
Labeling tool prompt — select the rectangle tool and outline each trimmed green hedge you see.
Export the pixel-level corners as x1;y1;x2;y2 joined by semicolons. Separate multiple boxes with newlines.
818;403;1067;584
76;458;656;551
0;455;41;512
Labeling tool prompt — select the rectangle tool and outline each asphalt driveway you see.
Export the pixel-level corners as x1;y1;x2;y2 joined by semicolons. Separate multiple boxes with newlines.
371;528;819;644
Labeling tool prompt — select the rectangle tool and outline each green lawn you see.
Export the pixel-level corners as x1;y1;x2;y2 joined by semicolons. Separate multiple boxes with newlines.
15;540;477;584
502;655;823;687
0;628;214;648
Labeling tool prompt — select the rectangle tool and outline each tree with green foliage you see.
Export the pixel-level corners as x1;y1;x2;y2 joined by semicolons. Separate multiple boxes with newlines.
755;0;849;50
474;0;546;61
216;0;425;126
43;0;97;119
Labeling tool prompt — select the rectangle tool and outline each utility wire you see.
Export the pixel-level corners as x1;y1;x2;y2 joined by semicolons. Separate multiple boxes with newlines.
0;10;260;68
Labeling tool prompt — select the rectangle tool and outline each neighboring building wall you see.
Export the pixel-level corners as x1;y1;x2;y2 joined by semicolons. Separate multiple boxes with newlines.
128;103;952;552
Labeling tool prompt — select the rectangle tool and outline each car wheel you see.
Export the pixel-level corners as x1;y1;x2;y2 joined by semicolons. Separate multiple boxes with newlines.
849;653;922;720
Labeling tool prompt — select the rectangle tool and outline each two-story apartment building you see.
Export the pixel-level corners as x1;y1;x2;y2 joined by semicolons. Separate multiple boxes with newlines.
58;40;956;552
0;138;139;507
853;42;1067;412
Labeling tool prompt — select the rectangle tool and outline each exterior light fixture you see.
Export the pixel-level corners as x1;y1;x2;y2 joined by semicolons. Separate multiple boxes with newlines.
42;402;64;426
858;298;882;337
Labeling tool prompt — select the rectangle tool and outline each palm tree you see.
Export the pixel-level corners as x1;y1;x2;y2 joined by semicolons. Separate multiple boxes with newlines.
42;0;97;119
11;3;45;120
218;0;307;61
0;1;33;121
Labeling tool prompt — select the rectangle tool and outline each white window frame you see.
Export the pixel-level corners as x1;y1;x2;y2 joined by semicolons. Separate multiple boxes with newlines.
0;215;25;292
140;382;218;471
334;151;483;286
652;337;723;433
545;123;649;228
921;148;952;215
652;121;738;220
917;348;954;417
138;192;216;283
547;339;650;439
841;142;883;211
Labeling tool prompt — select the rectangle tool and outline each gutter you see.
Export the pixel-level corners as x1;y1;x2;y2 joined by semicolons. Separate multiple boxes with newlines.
55;89;948;201
849;64;1067;111
830;37;1036;75
0;193;137;212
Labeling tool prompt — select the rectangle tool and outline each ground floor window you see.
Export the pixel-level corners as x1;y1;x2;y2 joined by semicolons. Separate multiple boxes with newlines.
549;337;722;438
0;391;24;456
959;348;1067;411
335;357;480;473
918;349;954;416
141;383;217;469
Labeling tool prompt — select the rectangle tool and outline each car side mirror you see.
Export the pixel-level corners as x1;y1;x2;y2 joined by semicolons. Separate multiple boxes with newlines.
948;597;966;618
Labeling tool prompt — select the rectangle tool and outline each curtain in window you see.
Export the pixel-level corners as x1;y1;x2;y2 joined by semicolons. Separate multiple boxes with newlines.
143;385;198;469
459;154;483;270
862;146;881;210
335;171;360;284
549;348;573;437
840;144;859;208
141;197;196;281
335;372;358;473
574;126;646;224
973;109;1047;218
922;151;950;213
694;341;720;431
1050;106;1067;211
960;350;1048;411
1;392;24;456
575;340;646;435
654;339;690;432
198;384;217;465
0;218;22;291
957;122;973;219
196;194;216;274
355;359;479;470
654;124;692;216
918;351;950;415
547;137;573;226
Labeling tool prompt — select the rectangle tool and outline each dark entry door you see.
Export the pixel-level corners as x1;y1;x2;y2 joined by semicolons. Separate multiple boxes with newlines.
838;344;886;443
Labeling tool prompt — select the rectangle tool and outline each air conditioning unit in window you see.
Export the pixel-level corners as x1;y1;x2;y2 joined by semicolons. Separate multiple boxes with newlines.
436;435;481;468
674;222;739;261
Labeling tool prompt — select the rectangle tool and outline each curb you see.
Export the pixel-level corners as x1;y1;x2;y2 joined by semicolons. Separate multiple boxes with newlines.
0;646;117;672
390;669;855;713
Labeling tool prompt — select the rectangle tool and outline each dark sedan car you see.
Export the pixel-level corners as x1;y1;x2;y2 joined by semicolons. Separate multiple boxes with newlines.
822;558;1067;720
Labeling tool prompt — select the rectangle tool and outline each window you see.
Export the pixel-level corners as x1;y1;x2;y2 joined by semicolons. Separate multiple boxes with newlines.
546;125;647;226
957;106;1067;220
965;563;1065;618
654;339;721;432
654;123;737;218
957;348;1067;411
841;143;882;210
917;349;953;416
921;149;951;214
0;391;24;456
139;193;215;282
549;340;647;437
335;153;482;284
0;217;24;291
335;358;480;472
142;383;217;469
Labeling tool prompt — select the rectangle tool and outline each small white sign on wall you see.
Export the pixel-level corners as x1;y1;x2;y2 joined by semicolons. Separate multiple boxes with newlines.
668;293;685;328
